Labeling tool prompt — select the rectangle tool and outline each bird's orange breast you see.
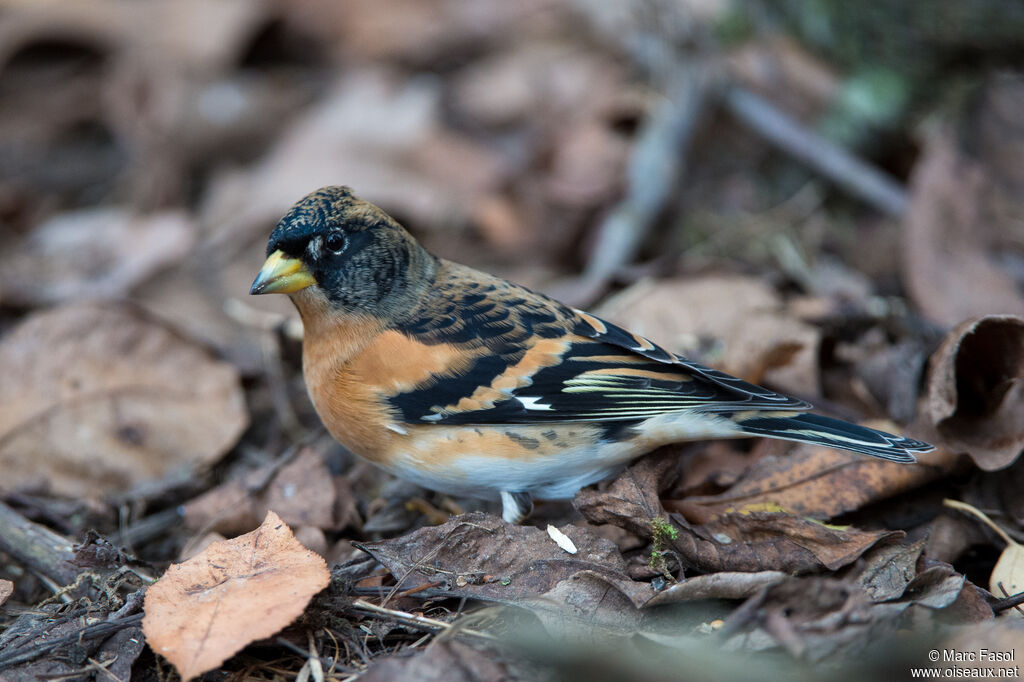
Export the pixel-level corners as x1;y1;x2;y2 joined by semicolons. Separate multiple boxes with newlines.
301;318;473;465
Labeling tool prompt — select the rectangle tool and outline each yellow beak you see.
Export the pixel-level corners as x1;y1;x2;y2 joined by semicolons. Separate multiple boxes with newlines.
250;250;316;295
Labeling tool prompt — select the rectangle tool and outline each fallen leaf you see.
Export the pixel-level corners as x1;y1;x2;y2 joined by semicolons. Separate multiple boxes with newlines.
902;128;1024;327
521;571;643;645
668;511;902;573
0;207;194;306
354;512;651;607
594;275;820;396
943;499;1024;604
182;446;339;537
359;640;507;682
0;578;12;606
577;452;902;573
899;561;967;610
143;511;329;681
673;442;950;522
642;571;788;608
0;303;248;497
845;539;925;602
573;449;683;539
727;575;910;661
924;315;1024;470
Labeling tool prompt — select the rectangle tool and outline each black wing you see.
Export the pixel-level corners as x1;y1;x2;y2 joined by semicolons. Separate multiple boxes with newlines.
387;262;810;426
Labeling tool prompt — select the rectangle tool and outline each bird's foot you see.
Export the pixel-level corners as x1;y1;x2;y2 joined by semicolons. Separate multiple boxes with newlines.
500;491;533;524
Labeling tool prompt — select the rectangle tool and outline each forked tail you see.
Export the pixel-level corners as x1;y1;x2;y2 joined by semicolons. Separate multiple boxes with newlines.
736;412;933;463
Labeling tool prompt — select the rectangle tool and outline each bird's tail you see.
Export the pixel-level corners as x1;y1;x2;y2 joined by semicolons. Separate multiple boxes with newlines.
735;412;933;463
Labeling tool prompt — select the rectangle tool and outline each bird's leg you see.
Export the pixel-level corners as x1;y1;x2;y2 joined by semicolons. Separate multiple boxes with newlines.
500;491;533;524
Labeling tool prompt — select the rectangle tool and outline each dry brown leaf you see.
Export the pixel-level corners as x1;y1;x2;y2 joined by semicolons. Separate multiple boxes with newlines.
143;511;330;681
902;128;1024;327
0;578;12;606
355;511;651;608
674;441;951;522
0;208;194;306
668;511;902;574
923;315;1024;470
735;575;910;661
182;447;340;537
845;539;925;602
576;455;900;574
0;302;247;497
595;275;820;396
521;570;643;645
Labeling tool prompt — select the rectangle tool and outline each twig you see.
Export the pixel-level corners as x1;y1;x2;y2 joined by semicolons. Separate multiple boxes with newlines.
990;589;1024;614
350;599;496;641
0;613;144;670
722;85;909;217
581;63;709;294
0;501;80;586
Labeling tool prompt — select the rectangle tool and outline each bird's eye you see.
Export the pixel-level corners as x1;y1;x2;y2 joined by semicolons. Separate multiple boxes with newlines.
325;232;346;254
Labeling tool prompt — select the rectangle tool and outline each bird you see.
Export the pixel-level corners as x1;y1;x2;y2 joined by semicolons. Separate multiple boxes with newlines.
250;186;934;524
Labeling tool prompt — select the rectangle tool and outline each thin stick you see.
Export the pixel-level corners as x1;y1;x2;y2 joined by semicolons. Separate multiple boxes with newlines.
723;85;908;217
943;499;1016;547
350;599;496;641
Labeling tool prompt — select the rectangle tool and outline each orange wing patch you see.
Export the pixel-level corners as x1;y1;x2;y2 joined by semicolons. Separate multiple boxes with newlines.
352;330;477;395
439;336;571;414
581;367;692;382
574;310;608;334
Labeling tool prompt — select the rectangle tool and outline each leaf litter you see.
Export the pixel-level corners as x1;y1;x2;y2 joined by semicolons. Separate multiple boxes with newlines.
1;0;1023;680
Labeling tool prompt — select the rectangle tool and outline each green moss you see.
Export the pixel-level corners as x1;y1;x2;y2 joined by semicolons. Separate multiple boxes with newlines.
648;517;679;581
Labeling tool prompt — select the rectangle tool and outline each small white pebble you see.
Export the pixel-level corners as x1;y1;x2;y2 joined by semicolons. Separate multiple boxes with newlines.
712;532;732;544
547;524;578;554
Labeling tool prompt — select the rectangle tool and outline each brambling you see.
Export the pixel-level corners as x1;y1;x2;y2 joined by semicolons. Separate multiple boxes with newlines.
251;187;933;523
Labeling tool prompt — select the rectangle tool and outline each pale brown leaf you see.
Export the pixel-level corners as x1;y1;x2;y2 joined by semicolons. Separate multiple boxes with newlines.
0;302;247;497
142;511;330;681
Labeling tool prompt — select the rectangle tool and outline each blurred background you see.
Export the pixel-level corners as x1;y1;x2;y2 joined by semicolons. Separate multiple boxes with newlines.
2;1;1024;678
3;0;1023;354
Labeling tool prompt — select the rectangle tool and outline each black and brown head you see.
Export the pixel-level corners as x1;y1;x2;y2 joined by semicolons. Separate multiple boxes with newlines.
250;187;436;319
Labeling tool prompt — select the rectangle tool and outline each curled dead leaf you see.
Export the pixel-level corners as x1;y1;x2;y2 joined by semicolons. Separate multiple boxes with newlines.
924;315;1024;470
0;302;248;497
668;511;902;574
142;511;330;681
674;441;952;522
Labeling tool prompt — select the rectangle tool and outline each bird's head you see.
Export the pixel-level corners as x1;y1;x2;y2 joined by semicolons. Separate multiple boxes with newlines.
250;186;435;319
